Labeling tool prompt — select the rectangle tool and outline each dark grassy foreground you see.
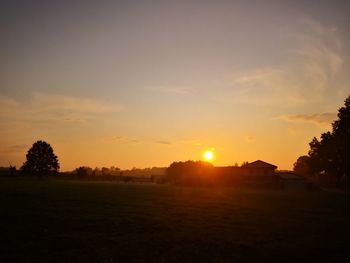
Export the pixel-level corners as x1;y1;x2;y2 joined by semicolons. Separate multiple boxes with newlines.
0;179;349;262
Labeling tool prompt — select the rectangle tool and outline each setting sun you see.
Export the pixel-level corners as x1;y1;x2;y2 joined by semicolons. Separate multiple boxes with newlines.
203;150;214;162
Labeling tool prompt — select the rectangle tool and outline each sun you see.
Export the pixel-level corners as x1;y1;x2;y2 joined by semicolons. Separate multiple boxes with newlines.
203;150;214;162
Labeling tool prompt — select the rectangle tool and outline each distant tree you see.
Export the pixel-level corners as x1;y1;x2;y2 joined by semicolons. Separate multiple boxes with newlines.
9;163;16;176
293;155;310;177
109;166;121;176
92;167;101;176
166;160;214;185
21;140;59;178
101;167;109;176
74;166;93;177
307;95;350;187
241;161;249;167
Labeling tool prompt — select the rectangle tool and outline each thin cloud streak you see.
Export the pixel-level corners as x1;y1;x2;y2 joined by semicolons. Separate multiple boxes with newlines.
155;140;172;145
106;136;139;144
219;17;343;107
0;144;29;154
278;113;337;126
245;135;256;143
31;92;121;113
0;92;123;126
149;86;193;95
103;136;202;147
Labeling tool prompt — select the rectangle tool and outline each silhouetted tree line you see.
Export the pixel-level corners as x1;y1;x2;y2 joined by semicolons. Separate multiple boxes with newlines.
69;166;123;181
294;95;350;189
73;166;121;177
67;166;165;182
11;140;165;182
0;166;17;177
166;161;214;185
166;160;279;187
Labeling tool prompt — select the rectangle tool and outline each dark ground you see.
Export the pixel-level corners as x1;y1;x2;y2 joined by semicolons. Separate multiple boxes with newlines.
0;178;349;262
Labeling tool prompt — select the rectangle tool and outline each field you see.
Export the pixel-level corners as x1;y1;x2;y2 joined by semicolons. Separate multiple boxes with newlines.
0;178;349;262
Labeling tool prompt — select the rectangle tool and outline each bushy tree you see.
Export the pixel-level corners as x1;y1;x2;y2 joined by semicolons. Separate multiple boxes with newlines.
166;160;214;185
307;95;350;186
74;166;93;177
21;140;59;177
293;155;310;177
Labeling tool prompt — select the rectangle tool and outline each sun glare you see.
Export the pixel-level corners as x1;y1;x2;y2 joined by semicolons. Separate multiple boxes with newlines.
203;150;214;162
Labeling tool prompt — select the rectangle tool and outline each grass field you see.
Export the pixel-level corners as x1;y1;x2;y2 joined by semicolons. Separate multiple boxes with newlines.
0;178;349;262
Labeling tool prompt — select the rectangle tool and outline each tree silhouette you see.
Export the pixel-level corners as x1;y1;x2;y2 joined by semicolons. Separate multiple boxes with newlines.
74;166;92;177
307;95;350;187
166;160;214;185
21;140;59;178
293;155;310;177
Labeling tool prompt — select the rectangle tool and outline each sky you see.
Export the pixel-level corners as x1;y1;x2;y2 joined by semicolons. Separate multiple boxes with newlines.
1;0;350;171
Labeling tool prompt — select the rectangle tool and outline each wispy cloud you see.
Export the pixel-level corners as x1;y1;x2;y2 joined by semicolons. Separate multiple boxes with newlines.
149;86;193;95
0;144;29;154
30;92;120;113
103;136;203;147
106;136;139;144
245;135;256;143
153;138;203;147
0;92;123;126
278;112;336;126
155;140;172;145
221;17;343;107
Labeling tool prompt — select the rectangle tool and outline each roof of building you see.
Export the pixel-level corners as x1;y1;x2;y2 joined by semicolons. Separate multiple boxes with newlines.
242;160;277;169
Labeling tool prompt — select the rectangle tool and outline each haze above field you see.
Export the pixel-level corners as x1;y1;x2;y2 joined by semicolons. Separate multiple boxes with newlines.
1;0;350;171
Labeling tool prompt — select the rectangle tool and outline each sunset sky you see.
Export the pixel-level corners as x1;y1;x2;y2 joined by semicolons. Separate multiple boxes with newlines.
1;0;350;171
